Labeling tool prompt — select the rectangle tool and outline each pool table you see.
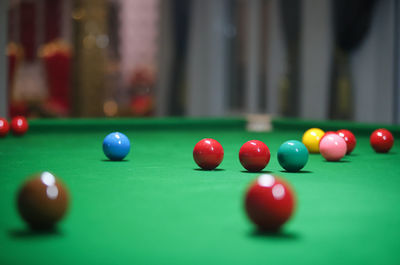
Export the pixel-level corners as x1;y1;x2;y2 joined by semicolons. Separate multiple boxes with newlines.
0;118;400;265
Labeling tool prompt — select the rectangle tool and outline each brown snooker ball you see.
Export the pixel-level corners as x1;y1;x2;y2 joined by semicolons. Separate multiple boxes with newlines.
17;172;69;230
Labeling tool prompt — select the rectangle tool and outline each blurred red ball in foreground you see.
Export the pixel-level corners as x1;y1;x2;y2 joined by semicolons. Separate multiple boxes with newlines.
0;118;10;137
11;116;28;136
337;129;356;154
239;140;270;172
245;174;296;231
193;138;224;170
370;129;394;153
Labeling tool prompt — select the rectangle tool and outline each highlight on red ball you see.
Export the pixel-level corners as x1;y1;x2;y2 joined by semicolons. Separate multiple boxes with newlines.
193;138;224;170
244;174;296;231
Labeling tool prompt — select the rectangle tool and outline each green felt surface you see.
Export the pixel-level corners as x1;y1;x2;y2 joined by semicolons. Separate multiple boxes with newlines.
0;118;400;265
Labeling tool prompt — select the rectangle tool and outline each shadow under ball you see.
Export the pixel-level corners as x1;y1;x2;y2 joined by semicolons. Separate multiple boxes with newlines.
17;173;69;230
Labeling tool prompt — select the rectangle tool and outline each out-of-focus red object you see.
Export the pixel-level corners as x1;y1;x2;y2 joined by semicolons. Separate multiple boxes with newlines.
129;66;156;116
130;66;155;88
7;43;28;117
7;43;22;89
39;40;72;116
9;102;29;118
44;0;61;43
130;95;154;116
19;1;36;62
11;116;29;136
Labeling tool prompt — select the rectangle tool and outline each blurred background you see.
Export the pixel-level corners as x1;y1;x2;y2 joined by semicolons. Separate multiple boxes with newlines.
0;0;399;123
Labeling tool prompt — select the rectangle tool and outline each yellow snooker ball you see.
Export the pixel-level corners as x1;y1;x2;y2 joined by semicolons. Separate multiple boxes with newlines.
302;128;325;153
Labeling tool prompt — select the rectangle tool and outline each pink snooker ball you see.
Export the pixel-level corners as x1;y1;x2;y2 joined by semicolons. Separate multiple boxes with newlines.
319;134;347;161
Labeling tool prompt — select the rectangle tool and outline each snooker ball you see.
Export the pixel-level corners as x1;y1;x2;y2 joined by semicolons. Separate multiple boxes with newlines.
0;117;10;137
244;174;296;231
321;131;337;141
370;129;394;153
103;132;131;161
319;134;347;161
302;128;325;153
337;129;356;154
239;140;270;172
277;140;309;172
193;138;224;170
11;116;29;136
17;172;69;229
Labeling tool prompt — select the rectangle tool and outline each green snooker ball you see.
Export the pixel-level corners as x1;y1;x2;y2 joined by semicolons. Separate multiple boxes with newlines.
277;140;309;172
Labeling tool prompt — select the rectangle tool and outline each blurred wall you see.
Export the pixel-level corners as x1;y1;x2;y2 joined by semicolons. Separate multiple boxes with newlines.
351;0;395;123
268;0;397;123
397;1;400;124
119;0;158;85
157;0;399;124
0;0;8;118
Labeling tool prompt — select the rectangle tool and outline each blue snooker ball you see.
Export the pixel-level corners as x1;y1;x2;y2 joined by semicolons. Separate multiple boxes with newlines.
277;140;308;172
103;132;130;161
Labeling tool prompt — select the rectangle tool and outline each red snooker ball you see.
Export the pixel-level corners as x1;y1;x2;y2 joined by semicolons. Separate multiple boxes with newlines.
0;118;10;137
321;131;337;141
245;174;296;231
193;138;224;170
239;140;270;172
337;129;356;154
370;129;394;153
11;116;29;136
